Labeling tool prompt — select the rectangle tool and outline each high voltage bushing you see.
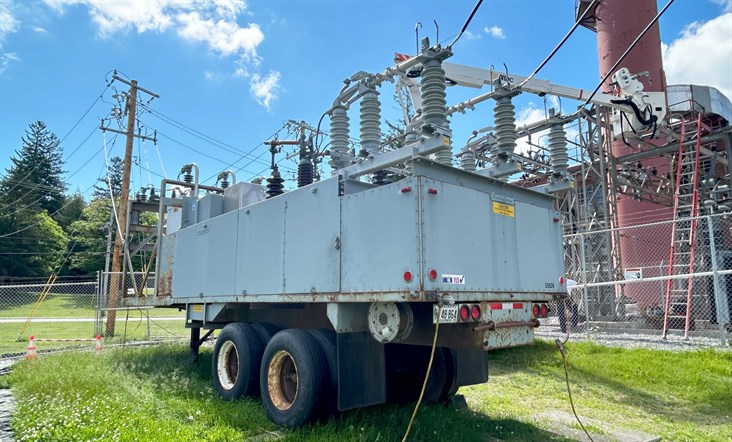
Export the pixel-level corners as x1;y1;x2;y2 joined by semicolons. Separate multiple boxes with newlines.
420;57;452;166
297;160;314;188
548;123;568;179
329;105;351;172
359;90;381;157
460;147;476;172
266;166;284;198
493;96;517;161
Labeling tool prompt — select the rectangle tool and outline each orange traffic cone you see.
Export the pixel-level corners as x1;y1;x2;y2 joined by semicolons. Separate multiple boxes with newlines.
26;335;37;360
95;335;102;354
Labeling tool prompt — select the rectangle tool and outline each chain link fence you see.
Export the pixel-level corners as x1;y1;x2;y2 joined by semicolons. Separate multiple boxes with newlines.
0;279;98;356
549;213;732;346
97;272;187;342
0;272;187;357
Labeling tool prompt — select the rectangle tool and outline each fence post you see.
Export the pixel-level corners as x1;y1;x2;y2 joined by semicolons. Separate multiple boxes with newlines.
95;271;101;337
705;215;726;345
580;232;590;334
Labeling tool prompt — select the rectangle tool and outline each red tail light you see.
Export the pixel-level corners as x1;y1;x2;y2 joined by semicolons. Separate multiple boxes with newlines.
533;304;540;317
459;305;470;321
403;271;412;282
429;269;437;281
540;304;549;318
471;305;481;321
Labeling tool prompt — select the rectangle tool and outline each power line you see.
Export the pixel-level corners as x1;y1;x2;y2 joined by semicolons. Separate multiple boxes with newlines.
201;123;290;183
583;0;675;107
0;155;109;238
3;84;111;195
0;123;104;214
515;0;599;90
139;104;272;168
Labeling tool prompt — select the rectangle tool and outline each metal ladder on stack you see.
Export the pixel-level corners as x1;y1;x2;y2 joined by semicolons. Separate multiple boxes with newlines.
663;114;703;338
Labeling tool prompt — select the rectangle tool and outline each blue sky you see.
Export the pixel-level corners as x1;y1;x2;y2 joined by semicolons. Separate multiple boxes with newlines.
1;0;730;197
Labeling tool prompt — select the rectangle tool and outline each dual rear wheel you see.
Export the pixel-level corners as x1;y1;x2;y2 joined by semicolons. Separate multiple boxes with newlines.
212;324;336;428
212;324;458;427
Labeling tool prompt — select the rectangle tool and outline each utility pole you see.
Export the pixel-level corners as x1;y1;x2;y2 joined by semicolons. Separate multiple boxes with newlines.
101;74;158;336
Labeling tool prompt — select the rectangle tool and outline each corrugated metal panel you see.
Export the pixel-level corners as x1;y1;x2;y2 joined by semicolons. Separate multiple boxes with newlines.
667;84;732;125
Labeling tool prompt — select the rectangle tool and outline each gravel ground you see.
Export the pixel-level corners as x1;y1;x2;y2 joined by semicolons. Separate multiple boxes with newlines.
536;321;731;351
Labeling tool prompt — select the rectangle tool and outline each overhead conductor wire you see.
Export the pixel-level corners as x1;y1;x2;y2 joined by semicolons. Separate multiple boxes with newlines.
582;0;676;107
515;0;599;89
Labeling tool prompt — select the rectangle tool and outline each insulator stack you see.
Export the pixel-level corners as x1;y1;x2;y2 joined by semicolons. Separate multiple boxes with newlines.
359;90;381;157
460;147;476;172
548;123;568;178
220;179;229;189
493;96;517;161
420;59;447;127
297;161;314;187
266;166;284;198
420;58;452;166
329;105;351;172
183;172;193;183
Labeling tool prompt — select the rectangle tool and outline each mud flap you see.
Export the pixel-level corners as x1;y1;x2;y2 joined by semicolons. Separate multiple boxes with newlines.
455;348;489;387
337;331;386;411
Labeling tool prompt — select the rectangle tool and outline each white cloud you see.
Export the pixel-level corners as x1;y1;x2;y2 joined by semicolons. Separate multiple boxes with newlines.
662;13;732;99
0;0;20;47
42;0;278;108
32;26;50;35
249;71;280;110
0;51;19;74
484;25;505;40
176;11;263;61
710;0;732;13
204;70;214;79
462;30;481;41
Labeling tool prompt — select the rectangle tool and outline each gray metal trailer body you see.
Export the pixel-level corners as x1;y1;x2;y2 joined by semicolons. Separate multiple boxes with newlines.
131;158;564;422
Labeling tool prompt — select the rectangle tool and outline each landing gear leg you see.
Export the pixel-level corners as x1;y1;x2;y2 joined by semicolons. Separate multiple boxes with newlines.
191;327;201;364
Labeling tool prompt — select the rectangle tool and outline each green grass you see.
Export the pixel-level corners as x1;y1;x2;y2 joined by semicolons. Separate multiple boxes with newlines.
0;314;189;356
0;293;97;318
0;293;185;319
5;341;732;441
467;341;732;441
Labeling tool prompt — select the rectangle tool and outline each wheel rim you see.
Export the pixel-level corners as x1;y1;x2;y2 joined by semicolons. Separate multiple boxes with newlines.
267;350;298;411
217;340;239;391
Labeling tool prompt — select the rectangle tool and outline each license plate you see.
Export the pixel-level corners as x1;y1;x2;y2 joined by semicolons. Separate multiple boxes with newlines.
433;304;458;324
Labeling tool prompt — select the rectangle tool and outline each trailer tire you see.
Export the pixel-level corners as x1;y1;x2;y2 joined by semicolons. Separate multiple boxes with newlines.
307;329;337;417
212;323;264;401
439;347;459;403
251;322;280;347
385;344;446;404
260;329;327;428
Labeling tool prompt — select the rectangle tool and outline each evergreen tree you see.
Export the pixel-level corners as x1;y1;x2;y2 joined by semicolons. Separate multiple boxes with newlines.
0;121;66;218
93;156;123;200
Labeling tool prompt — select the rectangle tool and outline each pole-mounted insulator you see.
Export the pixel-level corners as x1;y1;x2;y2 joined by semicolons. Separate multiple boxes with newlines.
329;105;351;172
266;166;284;198
548;123;568;179
359;90;381;157
420;57;452;166
460;147;476;172
493;96;517;161
297;160;314;188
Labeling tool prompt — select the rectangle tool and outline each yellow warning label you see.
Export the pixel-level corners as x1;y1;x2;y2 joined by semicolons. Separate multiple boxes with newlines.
192;304;204;313
493;202;515;217
442;136;451;146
